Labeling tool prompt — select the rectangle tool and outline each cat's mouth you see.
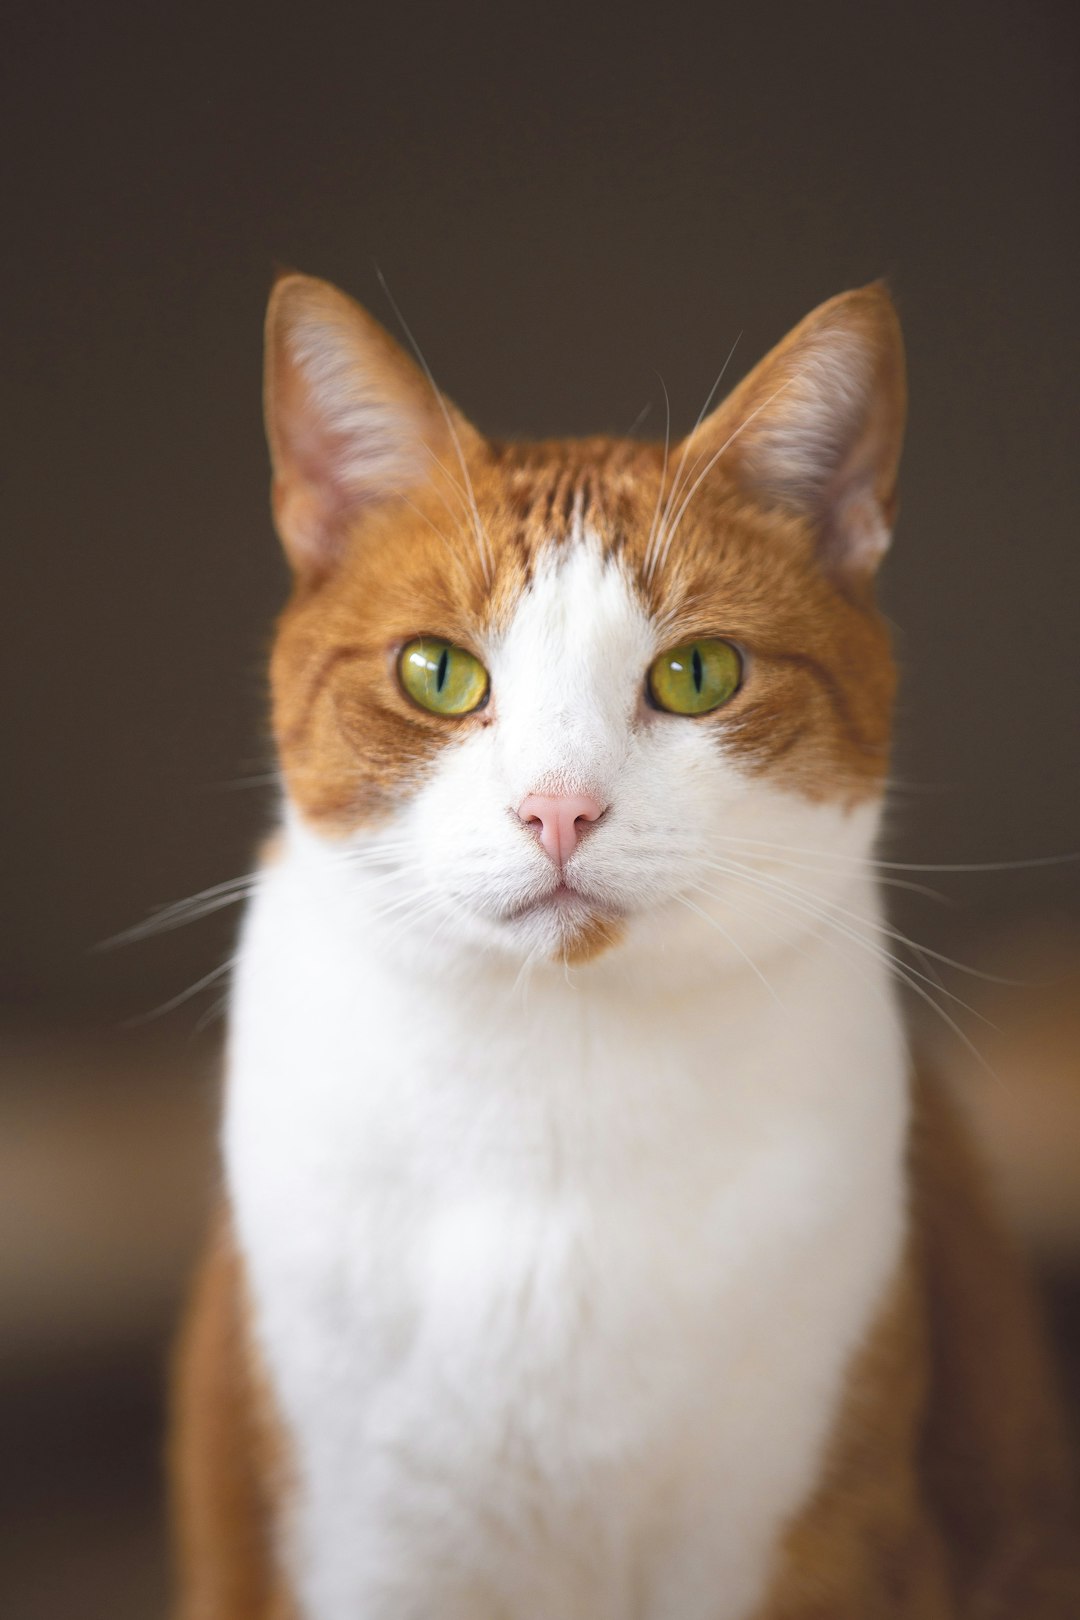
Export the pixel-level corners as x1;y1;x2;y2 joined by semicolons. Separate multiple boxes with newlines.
496;877;629;964
502;879;618;925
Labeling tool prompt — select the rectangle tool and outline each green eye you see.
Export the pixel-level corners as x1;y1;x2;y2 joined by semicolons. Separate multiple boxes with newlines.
398;637;489;716
648;639;743;716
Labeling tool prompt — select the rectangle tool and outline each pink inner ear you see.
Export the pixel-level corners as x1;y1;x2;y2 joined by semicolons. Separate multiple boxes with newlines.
271;374;379;569
271;474;339;572
271;329;401;569
821;483;892;577
265;276;459;575
676;287;905;582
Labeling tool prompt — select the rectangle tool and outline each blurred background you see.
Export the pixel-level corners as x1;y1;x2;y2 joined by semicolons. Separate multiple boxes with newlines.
2;1;1078;1613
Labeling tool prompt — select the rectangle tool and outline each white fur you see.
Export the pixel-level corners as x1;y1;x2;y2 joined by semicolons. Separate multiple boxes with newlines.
225;537;909;1620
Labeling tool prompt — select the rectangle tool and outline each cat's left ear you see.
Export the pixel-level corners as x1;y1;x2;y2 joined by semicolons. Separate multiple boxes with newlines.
679;283;906;581
264;273;481;578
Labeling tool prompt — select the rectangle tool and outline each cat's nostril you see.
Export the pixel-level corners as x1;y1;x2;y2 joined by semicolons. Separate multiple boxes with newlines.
516;792;606;868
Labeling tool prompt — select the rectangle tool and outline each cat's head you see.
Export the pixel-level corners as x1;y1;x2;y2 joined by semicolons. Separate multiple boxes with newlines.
263;275;904;980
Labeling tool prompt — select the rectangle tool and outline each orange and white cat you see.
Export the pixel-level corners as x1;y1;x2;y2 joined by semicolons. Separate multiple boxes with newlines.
170;275;1078;1618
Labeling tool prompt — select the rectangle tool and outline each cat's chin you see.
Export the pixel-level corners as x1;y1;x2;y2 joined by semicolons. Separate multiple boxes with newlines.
501;881;616;925
492;882;628;964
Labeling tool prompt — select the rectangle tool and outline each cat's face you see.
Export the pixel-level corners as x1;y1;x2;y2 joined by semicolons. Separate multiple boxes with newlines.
265;277;904;975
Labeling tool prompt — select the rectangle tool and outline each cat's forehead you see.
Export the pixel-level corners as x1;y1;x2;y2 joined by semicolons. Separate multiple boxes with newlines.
452;437;675;625
324;428;843;670
322;435;681;642
380;432;761;635
487;436;665;562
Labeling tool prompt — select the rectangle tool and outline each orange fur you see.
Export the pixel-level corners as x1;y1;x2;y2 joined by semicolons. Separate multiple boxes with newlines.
170;1217;295;1620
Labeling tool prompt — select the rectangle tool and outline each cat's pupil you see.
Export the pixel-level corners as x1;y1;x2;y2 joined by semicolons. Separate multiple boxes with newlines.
691;646;703;694
436;648;449;692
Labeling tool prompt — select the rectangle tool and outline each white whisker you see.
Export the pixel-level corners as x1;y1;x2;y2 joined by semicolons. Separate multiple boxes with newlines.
375;268;494;586
641;376;671;584
699;856;1017;989
101;875;262;949
674;892;783;1004
692;862;997;1071
710;829;1080;876
697;858;995;1013
645;334;741;585
653;375;796;579
124;957;236;1027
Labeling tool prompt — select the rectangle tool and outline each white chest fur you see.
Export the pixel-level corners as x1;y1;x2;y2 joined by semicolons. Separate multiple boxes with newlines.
225;847;909;1620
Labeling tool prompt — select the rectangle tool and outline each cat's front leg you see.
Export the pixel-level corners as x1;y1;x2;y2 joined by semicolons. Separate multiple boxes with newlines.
749;1516;956;1620
169;1215;298;1620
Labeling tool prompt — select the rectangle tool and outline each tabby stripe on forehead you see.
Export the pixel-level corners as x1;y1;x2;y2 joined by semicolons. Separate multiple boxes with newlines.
559;472;578;533
508;479;537;525
540;473;561;533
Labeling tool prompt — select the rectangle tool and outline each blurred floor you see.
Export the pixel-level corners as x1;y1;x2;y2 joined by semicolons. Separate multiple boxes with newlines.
1;1020;218;1619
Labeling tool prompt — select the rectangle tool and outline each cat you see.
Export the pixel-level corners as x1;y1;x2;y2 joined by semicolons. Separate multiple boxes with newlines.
170;273;1078;1619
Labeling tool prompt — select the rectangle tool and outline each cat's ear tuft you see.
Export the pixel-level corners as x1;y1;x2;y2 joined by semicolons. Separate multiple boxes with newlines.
263;274;478;577
681;283;906;581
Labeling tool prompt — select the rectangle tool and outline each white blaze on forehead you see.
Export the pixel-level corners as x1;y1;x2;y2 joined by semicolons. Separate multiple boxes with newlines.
488;538;654;804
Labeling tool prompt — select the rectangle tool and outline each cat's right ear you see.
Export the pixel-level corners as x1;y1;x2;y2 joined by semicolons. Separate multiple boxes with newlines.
264;274;479;578
675;283;906;585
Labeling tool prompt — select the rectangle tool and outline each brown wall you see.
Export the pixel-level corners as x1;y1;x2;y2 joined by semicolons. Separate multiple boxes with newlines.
3;0;1078;1019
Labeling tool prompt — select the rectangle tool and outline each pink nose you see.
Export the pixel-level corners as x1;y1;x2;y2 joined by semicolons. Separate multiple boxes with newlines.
517;793;605;867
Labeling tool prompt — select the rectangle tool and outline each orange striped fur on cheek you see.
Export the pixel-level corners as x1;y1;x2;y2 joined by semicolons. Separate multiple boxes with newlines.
270;471;531;831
